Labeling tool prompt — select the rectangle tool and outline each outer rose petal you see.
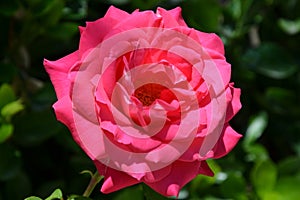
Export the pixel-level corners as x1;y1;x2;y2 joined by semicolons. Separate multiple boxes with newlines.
53;96;102;160
146;160;210;197
226;83;242;122
78;26;85;34
197;32;225;59
53;97;73;128
43;51;79;99
52;96;84;151
79;6;130;55
79;6;191;57
198;160;214;176
212;124;242;159
95;161;140;193
197;32;231;86
97;161;173;194
157;7;187;27
114;10;162;30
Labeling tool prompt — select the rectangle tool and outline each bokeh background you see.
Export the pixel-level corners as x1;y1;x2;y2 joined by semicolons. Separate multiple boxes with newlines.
1;0;300;199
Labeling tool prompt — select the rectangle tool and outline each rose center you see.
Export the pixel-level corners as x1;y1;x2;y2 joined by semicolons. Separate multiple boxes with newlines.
134;83;166;106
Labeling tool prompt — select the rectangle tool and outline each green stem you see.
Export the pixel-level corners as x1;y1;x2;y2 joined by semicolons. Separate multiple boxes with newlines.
82;171;103;197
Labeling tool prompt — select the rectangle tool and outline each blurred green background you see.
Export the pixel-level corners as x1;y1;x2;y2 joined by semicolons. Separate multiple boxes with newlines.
0;0;300;199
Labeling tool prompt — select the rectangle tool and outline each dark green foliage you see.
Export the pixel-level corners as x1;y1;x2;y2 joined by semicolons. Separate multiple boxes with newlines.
0;0;299;199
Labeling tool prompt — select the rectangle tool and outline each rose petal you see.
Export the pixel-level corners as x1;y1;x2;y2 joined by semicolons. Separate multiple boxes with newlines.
43;51;79;99
145;160;201;197
53;96;74;130
78;26;85;35
143;165;172;183
53;96;96;156
79;6;131;55
101;122;163;152
95;161;139;194
198;160;214;176
226;83;242;122
212;124;242;159
178;137;204;162
104;6;130;22
213;59;231;85
116;10;162;29
197;32;225;59
156;7;187;27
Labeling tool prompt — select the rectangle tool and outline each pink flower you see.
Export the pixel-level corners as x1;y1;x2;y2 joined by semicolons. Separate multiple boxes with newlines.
44;6;242;197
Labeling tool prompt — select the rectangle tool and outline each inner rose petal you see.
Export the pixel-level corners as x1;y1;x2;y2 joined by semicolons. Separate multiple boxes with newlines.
93;60;200;153
91;42;210;154
134;83;168;106
130;83;178;127
98;48;204;100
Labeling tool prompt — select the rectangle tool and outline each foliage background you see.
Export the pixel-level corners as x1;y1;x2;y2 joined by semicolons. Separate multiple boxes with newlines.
1;0;300;199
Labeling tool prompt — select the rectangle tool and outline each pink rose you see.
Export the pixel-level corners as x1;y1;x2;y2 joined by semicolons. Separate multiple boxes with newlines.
44;6;242;197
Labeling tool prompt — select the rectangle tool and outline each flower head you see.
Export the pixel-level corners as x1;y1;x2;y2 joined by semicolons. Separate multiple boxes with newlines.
44;6;242;197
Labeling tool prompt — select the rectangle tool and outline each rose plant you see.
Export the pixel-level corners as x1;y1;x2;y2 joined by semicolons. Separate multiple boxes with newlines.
44;6;242;197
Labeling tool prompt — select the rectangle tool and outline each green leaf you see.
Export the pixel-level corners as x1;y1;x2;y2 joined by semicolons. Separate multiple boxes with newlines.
251;159;277;199
45;188;63;200
0;123;13;143
277;157;300;177
36;180;65;199
243;43;298;79
244;144;269;162
67;195;92;200
261;191;281;200
278;18;300;35
243;112;268;149
274;173;300;200
1;100;24;121
190;160;220;195
190;174;216;195
24;197;43;200
220;172;248;200
0;84;16;110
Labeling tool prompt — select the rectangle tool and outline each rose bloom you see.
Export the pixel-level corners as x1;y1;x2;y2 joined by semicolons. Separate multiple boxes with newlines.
44;6;241;197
